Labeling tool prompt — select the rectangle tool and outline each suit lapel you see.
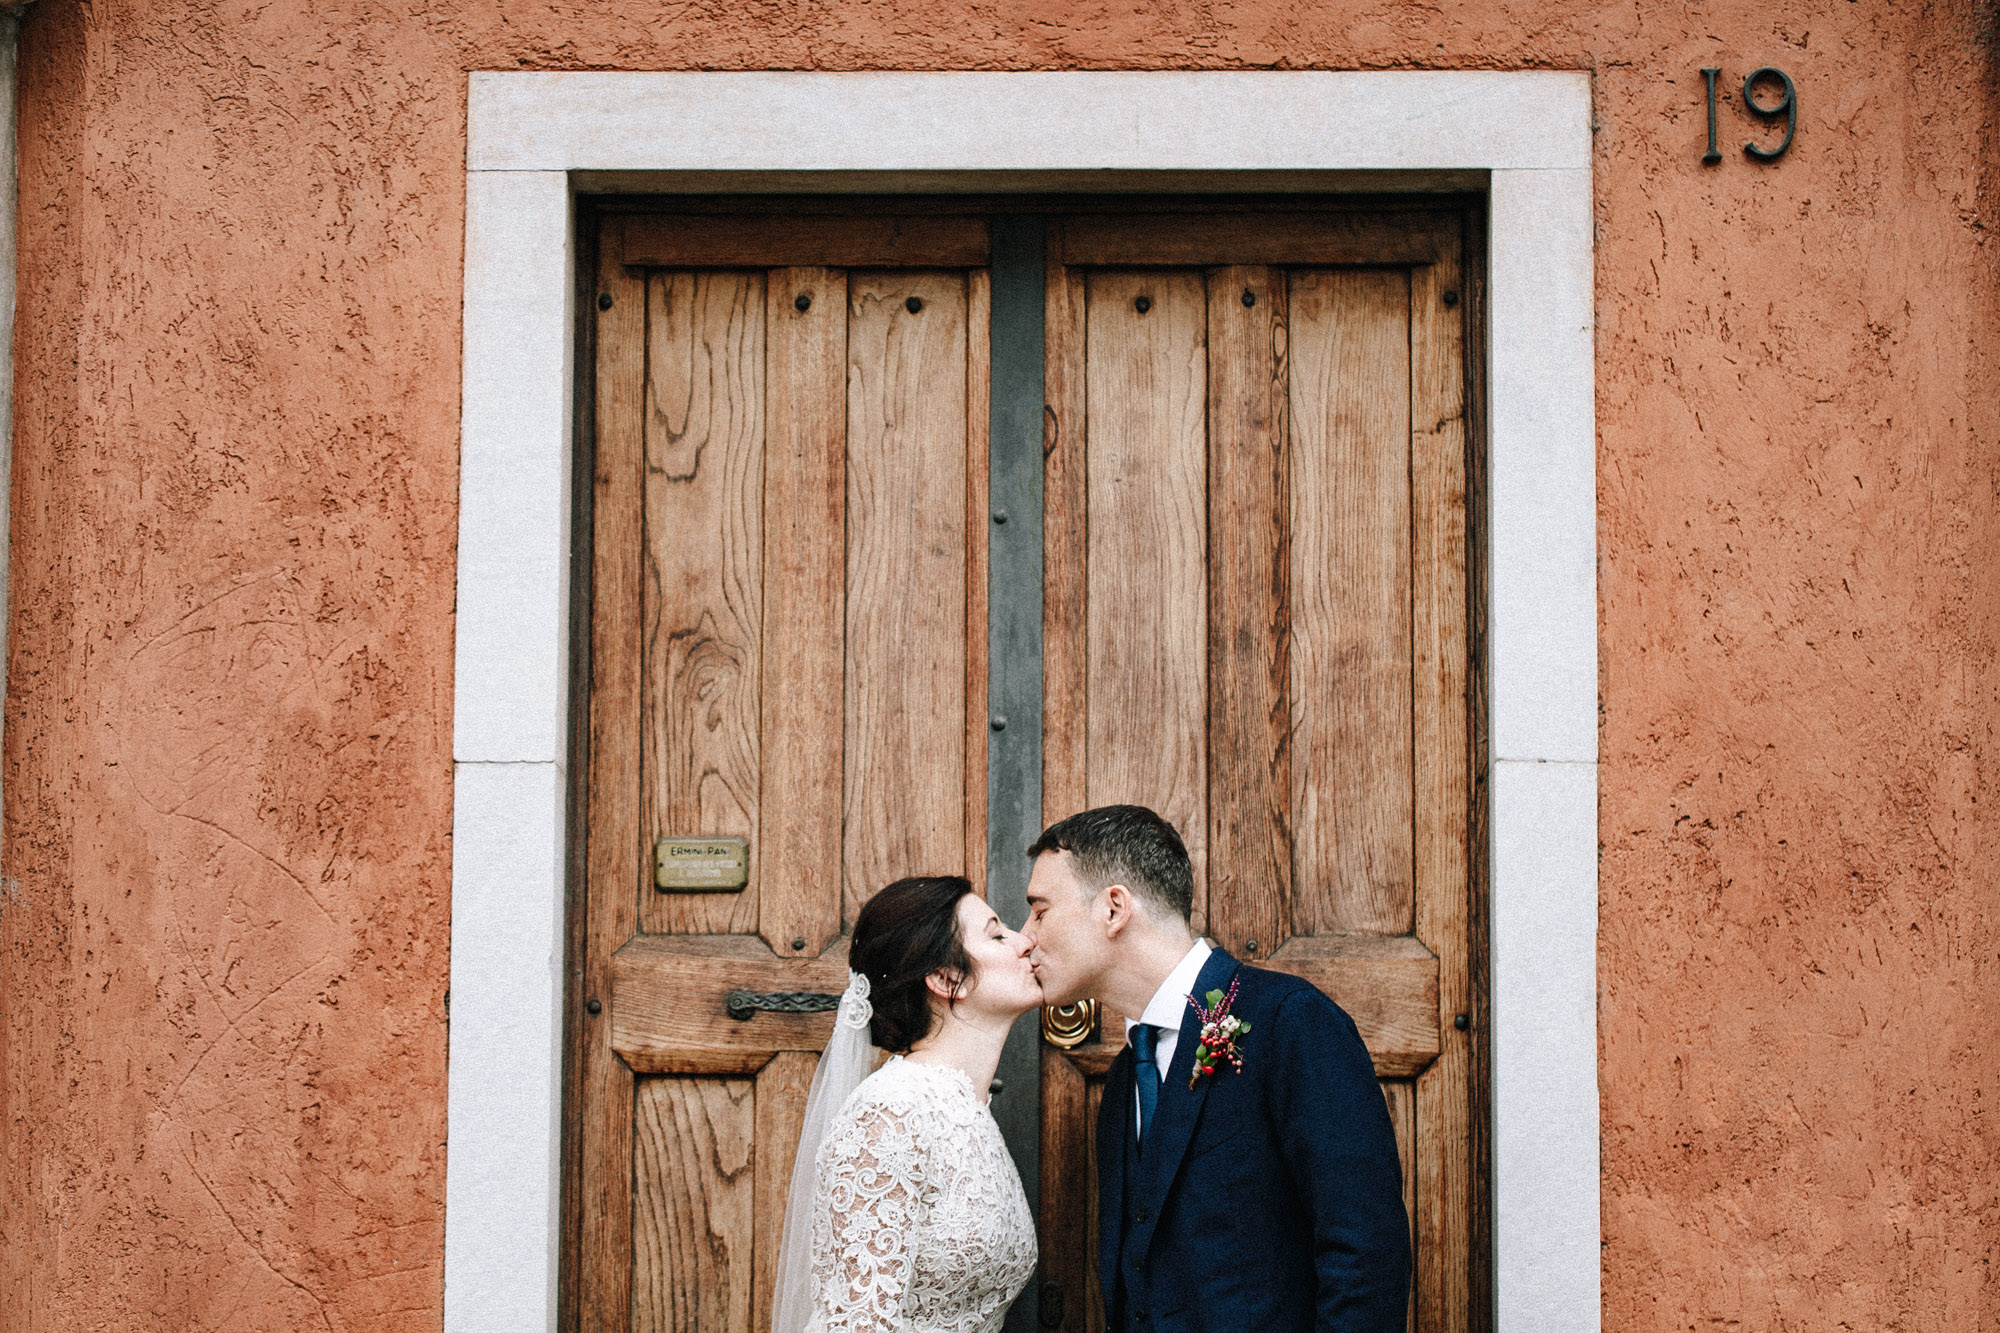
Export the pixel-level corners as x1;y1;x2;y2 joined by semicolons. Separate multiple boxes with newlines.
1130;948;1241;1222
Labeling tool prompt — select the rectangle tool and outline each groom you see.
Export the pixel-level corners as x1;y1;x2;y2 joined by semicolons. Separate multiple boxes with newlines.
1023;805;1410;1333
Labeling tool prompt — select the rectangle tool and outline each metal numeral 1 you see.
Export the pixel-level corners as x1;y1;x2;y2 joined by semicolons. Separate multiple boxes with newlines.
1701;67;1723;164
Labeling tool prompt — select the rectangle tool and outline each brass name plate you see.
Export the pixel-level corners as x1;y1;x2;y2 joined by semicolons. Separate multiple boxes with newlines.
653;836;750;892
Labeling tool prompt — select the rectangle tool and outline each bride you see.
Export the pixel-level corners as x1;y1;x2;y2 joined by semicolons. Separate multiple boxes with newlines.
771;875;1043;1333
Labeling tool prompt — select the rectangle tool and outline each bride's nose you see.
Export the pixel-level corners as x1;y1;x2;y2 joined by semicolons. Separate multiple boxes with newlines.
1008;928;1032;956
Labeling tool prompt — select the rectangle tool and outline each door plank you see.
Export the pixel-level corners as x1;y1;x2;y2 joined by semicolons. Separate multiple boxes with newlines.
632;1076;758;1333
966;269;992;895
1462;217;1495;1333
760;267;847;959
1039;1050;1094;1333
1042;235;1090;826
1261;935;1441;1078
753;1051;819;1333
612;934;851;1072
1083;269;1209;926
1085;1076;1107;1333
621;213;990;269
1288;270;1416;937
1059;212;1446;267
580;245;647;1333
1205;265;1293;960
1382;1079;1419;1333
1410;244;1474;1333
642;271;766;937
844;271;971;909
1058;937;1438;1080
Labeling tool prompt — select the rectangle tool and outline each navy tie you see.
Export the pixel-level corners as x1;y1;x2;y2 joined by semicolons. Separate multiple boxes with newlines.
1131;1023;1161;1145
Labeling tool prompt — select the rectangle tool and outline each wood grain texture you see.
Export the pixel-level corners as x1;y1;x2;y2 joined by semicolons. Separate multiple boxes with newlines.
632;1076;757;1333
642;270;765;937
1040;1050;1094;1333
1024;937;1444;1079
1060;1036;1126;1080
1083;269;1209;924
621;213;990;269
1085;1075;1107;1333
844;270;970;913
1288;269;1416;936
1258;935;1440;1077
1410;241;1474;1333
564;239;594;1330
760;267;846;958
1042;237;1090;827
1459;207;1495;1333
754;1051;819;1333
1059;212;1446;267
580;244;647;1333
1382;1079;1418;1333
612;934;851;1072
1205;266;1293;960
966;269;992;895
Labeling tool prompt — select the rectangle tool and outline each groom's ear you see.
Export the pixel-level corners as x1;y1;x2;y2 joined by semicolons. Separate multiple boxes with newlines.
1101;883;1136;939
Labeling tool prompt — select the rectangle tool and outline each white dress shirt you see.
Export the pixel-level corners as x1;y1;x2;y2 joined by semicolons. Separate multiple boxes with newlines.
1123;938;1213;1131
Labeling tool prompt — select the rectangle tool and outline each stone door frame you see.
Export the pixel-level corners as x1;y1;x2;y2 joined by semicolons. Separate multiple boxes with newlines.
448;70;1600;1333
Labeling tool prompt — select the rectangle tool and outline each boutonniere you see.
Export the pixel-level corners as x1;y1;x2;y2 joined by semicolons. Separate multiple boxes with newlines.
1187;979;1251;1089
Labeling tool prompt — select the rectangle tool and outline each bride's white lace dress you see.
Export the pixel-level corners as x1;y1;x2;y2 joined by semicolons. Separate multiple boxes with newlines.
805;1055;1037;1333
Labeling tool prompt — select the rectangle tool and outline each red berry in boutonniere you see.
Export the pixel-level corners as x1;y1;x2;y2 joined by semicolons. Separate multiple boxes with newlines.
1187;979;1251;1089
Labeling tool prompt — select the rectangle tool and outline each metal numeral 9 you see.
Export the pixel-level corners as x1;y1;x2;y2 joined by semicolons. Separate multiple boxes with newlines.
1741;67;1797;161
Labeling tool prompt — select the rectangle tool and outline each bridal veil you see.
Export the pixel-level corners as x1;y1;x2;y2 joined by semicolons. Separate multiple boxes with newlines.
769;970;880;1333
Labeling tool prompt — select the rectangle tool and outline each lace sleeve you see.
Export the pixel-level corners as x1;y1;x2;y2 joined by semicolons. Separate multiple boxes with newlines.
812;1098;929;1331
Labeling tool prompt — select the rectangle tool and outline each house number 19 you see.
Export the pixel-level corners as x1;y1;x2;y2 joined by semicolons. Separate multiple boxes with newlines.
1702;66;1797;163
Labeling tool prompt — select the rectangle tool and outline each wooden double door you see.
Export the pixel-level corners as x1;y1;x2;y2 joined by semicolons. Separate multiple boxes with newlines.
570;203;1484;1333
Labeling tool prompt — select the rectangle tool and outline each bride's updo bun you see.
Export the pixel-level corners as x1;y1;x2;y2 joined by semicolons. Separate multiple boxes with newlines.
850;875;976;1053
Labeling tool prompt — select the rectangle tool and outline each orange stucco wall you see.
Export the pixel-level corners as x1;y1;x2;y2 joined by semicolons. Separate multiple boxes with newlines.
1;2;1994;1329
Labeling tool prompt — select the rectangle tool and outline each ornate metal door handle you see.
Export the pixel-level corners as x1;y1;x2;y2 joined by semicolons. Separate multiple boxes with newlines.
726;989;841;1021
1040;998;1100;1048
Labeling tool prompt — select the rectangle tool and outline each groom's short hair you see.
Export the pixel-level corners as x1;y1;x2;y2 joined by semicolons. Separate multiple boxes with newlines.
1027;804;1194;922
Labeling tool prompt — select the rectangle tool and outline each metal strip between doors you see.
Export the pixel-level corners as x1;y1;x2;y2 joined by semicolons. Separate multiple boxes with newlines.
984;215;1047;1333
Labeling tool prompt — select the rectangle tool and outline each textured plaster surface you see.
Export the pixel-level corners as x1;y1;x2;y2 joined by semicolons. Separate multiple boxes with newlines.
1;3;1996;1332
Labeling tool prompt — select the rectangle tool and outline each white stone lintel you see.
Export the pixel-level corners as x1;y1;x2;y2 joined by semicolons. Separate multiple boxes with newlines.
468;71;1592;176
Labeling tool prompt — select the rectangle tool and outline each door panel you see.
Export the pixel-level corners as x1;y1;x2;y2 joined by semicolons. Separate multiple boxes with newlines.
579;225;992;1332
1037;214;1475;1333
1204;263;1293;958
640;270;766;939
751;1051;818;1333
632;1075;757;1333
843;270;979;912
1082;269;1210;924
1288;268;1416;938
760;265;847;959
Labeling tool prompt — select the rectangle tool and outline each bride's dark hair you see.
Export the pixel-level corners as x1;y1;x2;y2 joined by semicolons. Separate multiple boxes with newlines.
850;875;976;1053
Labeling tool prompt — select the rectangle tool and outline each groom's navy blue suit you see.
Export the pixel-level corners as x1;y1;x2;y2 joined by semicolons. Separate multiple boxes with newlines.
1098;948;1410;1333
